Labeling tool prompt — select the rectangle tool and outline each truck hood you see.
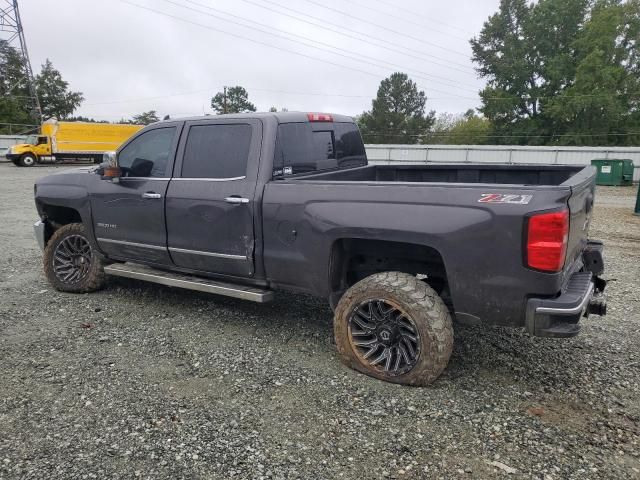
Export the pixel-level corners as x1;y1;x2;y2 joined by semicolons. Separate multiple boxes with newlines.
9;143;32;153
35;166;98;187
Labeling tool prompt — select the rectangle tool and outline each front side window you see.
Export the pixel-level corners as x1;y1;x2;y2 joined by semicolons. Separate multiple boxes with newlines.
181;124;252;179
118;127;176;178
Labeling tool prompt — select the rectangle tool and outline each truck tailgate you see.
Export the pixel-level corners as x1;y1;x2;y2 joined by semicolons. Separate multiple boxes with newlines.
564;167;597;273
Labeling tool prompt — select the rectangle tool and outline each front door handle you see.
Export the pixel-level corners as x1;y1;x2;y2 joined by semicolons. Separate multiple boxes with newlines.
224;196;249;204
142;192;162;199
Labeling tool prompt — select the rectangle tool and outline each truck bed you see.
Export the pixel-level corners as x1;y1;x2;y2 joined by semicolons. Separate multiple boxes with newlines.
293;164;586;186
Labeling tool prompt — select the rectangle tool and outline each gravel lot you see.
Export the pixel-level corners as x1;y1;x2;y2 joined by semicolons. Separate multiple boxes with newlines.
1;162;639;480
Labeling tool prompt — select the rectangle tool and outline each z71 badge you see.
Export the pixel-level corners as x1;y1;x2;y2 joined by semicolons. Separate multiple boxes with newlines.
478;193;533;205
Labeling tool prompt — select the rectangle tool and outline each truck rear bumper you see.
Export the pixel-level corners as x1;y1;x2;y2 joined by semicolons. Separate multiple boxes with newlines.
525;271;606;338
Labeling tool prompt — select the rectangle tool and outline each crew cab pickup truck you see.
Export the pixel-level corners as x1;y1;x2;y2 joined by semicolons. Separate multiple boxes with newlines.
33;112;606;386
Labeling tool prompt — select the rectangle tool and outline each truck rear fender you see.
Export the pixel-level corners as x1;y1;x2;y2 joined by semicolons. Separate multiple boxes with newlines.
328;238;450;311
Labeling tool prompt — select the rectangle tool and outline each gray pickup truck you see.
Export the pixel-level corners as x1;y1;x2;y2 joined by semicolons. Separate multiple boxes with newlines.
33;112;606;385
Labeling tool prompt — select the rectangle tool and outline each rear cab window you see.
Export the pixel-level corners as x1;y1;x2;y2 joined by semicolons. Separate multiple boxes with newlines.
274;121;366;177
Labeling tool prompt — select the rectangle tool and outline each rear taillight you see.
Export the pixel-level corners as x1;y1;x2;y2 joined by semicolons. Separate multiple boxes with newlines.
526;209;569;272
307;113;333;122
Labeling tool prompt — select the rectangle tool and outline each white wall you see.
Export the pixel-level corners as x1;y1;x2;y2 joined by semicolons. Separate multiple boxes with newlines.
0;135;27;160
365;145;640;181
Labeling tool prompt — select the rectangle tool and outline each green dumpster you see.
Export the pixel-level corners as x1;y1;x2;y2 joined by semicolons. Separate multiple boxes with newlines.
591;159;635;186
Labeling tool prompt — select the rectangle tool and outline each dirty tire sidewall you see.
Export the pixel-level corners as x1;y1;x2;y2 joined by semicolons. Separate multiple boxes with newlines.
334;271;453;386
43;223;106;293
19;154;37;167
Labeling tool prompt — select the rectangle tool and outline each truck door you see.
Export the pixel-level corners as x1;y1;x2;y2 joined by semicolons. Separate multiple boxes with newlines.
165;118;261;278
90;124;180;265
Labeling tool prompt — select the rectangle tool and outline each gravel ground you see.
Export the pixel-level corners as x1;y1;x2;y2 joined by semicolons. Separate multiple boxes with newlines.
1;163;639;480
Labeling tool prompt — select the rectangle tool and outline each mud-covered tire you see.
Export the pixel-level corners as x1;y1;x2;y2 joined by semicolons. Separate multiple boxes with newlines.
334;272;453;386
43;223;105;293
18;154;37;167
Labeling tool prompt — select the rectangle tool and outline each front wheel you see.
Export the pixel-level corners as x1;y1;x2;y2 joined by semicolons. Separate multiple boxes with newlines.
334;272;453;386
18;154;37;167
43;223;106;293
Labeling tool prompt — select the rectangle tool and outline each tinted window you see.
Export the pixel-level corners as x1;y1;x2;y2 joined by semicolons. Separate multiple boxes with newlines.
181;124;252;179
334;123;367;168
274;122;366;176
118;127;176;178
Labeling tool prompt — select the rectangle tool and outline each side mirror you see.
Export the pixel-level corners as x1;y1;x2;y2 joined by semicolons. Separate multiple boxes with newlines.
103;151;117;167
100;151;121;182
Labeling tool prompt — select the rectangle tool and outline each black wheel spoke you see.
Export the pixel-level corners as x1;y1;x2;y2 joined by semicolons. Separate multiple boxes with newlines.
353;337;378;348
352;310;376;331
370;347;389;366
393;347;402;372
348;299;421;377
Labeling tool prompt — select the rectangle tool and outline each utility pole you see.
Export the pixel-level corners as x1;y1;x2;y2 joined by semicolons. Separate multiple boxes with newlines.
223;86;228;114
0;0;42;123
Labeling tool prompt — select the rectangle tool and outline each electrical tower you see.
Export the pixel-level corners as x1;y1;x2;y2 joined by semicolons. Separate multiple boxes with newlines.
0;0;42;123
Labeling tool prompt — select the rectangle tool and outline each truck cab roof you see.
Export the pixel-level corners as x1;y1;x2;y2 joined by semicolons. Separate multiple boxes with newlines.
164;112;355;124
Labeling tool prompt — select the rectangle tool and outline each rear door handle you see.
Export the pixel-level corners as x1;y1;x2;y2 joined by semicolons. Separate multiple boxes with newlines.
224;196;249;204
142;192;162;199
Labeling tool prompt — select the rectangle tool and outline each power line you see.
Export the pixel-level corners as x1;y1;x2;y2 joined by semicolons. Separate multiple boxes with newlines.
302;0;470;58
361;131;640;139
84;86;373;106
166;0;479;93
344;0;470;42
236;0;476;75
82;83;639;109
367;0;473;36
118;0;478;101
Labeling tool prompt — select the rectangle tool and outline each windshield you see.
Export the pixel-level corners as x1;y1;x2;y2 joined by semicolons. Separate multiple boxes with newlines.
24;135;38;145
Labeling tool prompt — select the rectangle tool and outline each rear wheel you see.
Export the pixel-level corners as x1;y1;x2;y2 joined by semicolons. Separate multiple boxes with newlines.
334;272;453;386
18;154;37;167
43;223;105;293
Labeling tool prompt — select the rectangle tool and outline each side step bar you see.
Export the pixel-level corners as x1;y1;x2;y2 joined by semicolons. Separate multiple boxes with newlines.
104;262;274;303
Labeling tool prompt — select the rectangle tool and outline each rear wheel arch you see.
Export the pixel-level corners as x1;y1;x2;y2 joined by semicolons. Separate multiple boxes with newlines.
328;238;451;310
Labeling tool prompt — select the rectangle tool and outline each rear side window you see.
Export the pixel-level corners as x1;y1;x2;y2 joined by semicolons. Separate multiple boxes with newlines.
181;124;252;179
274;122;366;176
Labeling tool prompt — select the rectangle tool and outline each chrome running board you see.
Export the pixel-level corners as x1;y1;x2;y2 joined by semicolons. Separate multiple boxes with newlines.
104;262;274;303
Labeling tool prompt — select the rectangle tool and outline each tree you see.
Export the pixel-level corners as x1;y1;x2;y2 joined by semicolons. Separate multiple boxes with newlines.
471;0;640;146
545;0;640;145
211;86;256;114
429;109;492;145
0;41;36;132
35;59;83;120
131;110;160;125
358;72;435;144
66;116;109;123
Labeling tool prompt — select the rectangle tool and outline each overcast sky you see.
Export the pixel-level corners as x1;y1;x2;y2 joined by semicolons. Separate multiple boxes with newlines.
21;0;500;121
